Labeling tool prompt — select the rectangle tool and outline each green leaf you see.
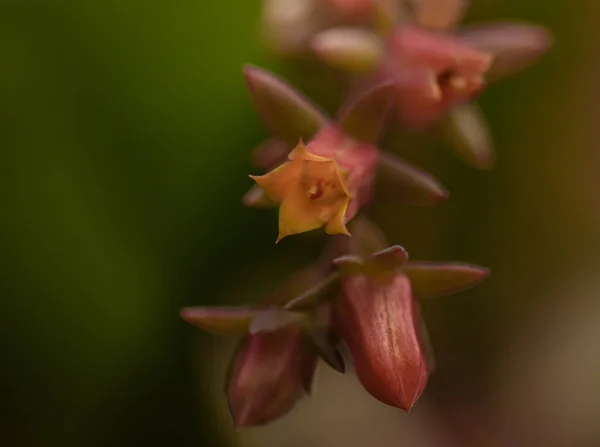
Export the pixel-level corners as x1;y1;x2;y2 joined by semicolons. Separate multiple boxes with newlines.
249;308;307;334
250;138;289;170
370;245;410;272
337;81;395;144
438;104;495;170
461;22;553;82
243;65;330;146
180;306;261;336
378;152;449;205
403;262;490;298
348;216;389;257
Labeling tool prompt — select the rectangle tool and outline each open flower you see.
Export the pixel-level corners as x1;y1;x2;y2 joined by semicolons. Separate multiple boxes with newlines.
310;1;552;166
382;25;493;129
243;66;451;240
251;126;379;242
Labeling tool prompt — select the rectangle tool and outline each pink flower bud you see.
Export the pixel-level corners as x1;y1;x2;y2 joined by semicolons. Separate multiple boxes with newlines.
227;327;317;428
334;272;428;411
381;25;493;129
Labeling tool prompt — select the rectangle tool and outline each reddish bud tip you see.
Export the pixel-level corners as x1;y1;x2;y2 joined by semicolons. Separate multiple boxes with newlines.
334;273;428;411
227;328;316;428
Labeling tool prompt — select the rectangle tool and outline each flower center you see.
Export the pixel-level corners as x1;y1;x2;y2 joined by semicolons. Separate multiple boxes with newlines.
307;181;324;200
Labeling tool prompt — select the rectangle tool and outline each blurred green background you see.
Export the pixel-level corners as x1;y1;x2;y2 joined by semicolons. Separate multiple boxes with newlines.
2;1;599;446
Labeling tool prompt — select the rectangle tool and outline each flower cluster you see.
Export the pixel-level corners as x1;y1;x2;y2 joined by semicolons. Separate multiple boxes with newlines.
181;0;551;429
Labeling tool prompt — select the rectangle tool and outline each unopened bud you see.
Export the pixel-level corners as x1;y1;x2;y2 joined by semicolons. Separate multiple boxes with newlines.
334;273;428;411
227;327;317;428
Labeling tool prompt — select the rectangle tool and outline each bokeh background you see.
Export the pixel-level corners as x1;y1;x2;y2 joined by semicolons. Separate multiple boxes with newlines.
2;1;600;446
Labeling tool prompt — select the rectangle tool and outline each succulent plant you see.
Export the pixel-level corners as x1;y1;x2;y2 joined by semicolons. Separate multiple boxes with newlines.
181;0;551;428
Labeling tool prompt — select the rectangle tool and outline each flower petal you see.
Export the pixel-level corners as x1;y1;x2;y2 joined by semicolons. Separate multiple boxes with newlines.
325;196;351;236
288;141;332;163
250;161;302;202
277;193;327;242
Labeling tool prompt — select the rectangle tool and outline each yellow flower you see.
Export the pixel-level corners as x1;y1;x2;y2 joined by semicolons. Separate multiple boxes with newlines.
250;142;352;242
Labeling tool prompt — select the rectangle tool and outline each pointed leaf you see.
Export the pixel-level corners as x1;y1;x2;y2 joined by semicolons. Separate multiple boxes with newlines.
460;22;553;81
311;27;384;74
299;351;319;394
307;327;345;374
243;65;330;146
337;81;395;144
413;0;469;30
242;184;278;208
250;138;289;170
332;254;368;275
403;261;490;298
180;306;260;336
370;245;409;273
334;245;409;277
378;152;449;205
439;104;495;169
283;272;340;311
249;307;308;335
349;216;389;257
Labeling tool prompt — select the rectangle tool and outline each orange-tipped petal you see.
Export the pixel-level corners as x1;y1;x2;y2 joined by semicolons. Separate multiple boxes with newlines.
250;161;302;202
325;197;351;236
288;141;332;163
277;192;328;242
